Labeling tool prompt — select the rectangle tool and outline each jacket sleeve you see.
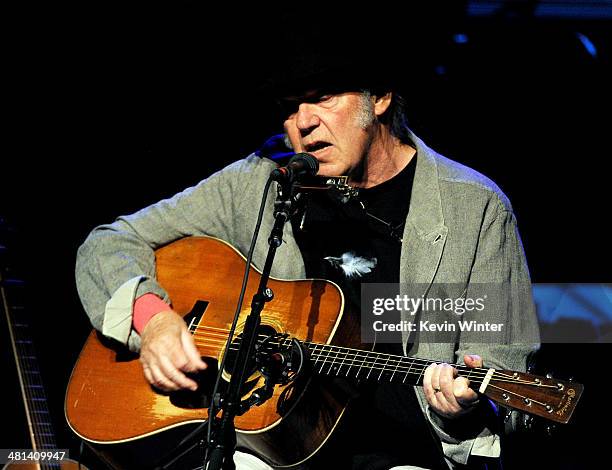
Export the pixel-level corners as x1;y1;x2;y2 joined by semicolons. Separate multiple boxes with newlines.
421;200;540;466
75;157;264;352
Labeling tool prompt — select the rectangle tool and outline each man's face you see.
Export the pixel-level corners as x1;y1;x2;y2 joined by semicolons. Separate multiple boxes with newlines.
282;91;375;177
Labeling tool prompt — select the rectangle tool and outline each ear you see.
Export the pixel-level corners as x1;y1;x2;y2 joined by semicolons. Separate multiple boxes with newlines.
373;92;393;117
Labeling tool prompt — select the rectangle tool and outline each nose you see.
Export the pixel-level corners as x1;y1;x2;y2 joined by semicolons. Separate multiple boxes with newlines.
295;103;320;137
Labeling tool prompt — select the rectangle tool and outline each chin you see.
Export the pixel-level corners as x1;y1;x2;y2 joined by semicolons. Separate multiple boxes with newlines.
316;163;349;177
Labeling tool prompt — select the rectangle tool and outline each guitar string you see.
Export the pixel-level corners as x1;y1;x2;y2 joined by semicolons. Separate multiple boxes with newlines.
190;329;547;386
194;337;556;388
189;322;564;390
189;330;556;388
191;322;501;376
189;327;541;385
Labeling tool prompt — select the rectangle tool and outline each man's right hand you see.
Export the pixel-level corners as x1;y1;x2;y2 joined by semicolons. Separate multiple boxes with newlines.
139;310;207;391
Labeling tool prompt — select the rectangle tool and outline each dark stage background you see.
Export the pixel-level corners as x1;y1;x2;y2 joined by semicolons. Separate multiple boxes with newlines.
2;2;610;469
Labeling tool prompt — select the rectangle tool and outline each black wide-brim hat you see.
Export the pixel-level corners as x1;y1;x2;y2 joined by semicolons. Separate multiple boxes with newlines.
258;9;403;100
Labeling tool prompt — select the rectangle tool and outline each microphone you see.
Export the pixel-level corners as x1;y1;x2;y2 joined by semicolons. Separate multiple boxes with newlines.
270;152;319;183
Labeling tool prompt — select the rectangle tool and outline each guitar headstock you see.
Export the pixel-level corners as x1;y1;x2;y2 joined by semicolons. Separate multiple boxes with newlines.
482;369;583;424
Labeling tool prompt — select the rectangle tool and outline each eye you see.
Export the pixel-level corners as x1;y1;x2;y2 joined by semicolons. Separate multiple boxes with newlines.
279;100;299;119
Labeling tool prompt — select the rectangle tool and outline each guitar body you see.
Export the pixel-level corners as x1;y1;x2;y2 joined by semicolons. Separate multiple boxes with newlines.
65;236;365;468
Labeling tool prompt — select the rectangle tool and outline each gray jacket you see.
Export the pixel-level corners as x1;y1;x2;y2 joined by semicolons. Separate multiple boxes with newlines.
76;131;539;468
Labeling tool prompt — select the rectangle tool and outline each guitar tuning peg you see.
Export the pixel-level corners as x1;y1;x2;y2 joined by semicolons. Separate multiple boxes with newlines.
545;372;553;379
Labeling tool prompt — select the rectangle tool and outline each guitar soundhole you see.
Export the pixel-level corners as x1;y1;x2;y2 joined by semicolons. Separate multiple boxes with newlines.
222;324;278;375
170;325;279;409
170;358;219;409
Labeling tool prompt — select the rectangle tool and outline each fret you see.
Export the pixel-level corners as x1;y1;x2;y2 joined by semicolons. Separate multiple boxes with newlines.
335;347;348;376
416;360;429;386
344;349;357;378
33;422;53;428
464;367;484;387
352;349;365;379
365;351;376;380
325;345;341;375
308;343;322;367
26;386;46;398
389;355;401;382
403;357;414;384
378;354;391;381
318;345;333;374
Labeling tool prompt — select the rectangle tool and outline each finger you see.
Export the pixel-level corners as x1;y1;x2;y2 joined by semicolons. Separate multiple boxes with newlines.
459;354;482;406
438;364;460;409
142;363;154;386
463;354;483;368
149;362;179;391
159;354;198;391
181;328;207;370
431;363;442;393
454;376;479;406
423;363;439;404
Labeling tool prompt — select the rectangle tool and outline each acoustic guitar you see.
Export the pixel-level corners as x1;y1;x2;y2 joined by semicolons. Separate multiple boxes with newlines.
65;236;583;469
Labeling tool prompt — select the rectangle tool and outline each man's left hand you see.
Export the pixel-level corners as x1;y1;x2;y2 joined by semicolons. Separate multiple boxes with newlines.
423;354;482;419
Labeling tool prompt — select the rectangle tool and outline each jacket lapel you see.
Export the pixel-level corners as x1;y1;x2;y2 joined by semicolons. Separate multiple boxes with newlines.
400;133;448;349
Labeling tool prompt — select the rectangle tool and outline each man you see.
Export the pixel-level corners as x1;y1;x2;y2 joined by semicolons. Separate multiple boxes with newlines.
76;29;539;469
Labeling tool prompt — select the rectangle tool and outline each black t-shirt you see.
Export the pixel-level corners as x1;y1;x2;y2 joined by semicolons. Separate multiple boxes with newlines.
292;155;414;307
290;155;447;470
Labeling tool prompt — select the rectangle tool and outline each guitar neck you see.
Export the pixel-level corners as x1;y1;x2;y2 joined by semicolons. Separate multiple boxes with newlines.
1;272;58;451
298;340;582;424
303;341;482;387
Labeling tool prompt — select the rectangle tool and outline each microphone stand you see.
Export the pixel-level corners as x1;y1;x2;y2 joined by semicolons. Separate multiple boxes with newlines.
204;179;296;470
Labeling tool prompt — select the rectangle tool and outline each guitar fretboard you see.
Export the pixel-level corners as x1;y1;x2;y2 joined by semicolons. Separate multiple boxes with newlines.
302;341;486;388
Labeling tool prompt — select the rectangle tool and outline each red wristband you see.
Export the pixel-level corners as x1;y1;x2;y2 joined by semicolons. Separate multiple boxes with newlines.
133;293;171;334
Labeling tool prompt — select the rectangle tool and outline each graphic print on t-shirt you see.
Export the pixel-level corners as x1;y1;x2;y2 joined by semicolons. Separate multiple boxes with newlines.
324;252;377;279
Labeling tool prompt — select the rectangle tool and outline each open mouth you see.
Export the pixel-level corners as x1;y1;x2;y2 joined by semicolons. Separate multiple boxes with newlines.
304;141;332;153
